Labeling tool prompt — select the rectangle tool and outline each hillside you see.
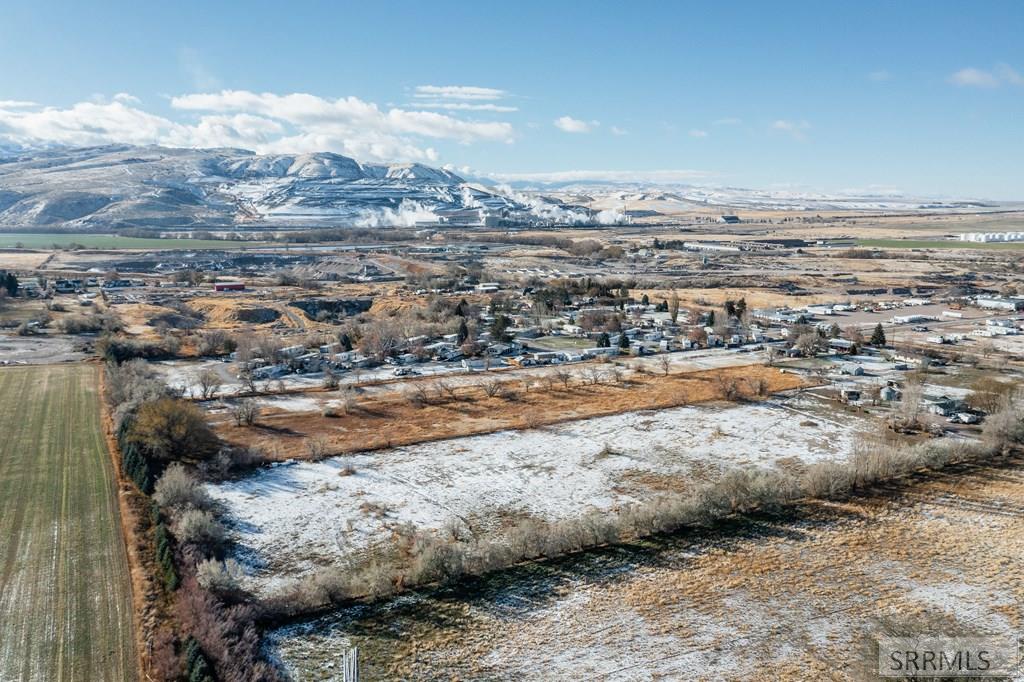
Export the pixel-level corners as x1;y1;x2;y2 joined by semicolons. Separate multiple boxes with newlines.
0;145;540;230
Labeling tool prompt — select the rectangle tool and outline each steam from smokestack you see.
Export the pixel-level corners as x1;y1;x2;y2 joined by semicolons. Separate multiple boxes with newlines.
354;200;437;227
494;184;629;226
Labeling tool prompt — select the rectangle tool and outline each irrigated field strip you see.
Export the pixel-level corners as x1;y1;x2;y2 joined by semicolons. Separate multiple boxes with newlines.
0;365;136;681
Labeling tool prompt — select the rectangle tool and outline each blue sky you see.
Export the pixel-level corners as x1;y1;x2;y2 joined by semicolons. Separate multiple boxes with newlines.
1;0;1022;198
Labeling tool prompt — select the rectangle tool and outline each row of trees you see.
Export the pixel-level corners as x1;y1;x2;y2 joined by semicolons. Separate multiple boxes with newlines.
105;359;277;681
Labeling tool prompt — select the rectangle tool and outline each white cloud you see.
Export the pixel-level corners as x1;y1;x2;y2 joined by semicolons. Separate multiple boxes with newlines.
417;102;518;112
868;69;892;82
554;116;597;133
0;100;38;109
113;92;141;104
771;119;811;140
949;67;1000;88
688;129;709;138
412;85;506;100
0;100;182;147
610;126;628;136
948;64;1023;88
0;90;515;163
488;169;714;184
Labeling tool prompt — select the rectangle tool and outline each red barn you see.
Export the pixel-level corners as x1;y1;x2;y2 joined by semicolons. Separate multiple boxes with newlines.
213;282;245;292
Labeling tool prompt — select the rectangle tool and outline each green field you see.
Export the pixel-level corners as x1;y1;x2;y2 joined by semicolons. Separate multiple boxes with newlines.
0;364;136;681
0;232;261;250
857;238;1024;250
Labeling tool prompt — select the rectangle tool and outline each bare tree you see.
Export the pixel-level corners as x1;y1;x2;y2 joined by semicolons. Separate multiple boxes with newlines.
238;369;258;395
359;319;402;360
196;369;222;400
232;399;260;426
555;369;573;390
657;354;672;376
584;366;604;385
322;368;339;389
669;291;680;324
339;389;360;415
795;332;822;357
897;378;924;427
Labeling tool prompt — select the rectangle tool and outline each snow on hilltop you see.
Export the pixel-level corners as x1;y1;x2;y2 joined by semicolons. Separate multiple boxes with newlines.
0;145;614;230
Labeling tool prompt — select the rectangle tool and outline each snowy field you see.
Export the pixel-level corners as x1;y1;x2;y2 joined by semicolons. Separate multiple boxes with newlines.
210;397;866;596
265;459;1024;681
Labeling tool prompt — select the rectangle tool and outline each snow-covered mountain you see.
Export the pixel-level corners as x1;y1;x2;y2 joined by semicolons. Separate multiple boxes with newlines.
0;145;609;230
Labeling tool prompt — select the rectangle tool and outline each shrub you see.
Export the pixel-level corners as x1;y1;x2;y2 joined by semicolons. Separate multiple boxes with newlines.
153;464;213;513
174;509;226;554
200;447;265;480
106;359;168;405
802;461;854;499
98;335;179;363
129;398;219;463
196;558;244;597
175;579;280;681
196;330;234;357
232;399;260;426
58;312;121;334
306;436;330;459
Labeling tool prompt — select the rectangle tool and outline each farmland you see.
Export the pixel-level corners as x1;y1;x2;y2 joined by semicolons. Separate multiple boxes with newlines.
0;232;260;250
856;238;1024;250
0;364;136;681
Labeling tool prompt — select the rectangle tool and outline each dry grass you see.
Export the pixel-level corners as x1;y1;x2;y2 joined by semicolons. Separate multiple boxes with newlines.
211;364;807;459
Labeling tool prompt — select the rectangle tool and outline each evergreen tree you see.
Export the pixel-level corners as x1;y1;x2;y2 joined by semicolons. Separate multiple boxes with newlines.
618;332;630;349
489;314;511;342
3;272;17;297
597;332;610;348
641;293;650;306
457;318;469;344
871;323;887;346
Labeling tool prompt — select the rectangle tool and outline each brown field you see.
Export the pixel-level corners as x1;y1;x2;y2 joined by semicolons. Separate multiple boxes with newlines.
212;364;807;459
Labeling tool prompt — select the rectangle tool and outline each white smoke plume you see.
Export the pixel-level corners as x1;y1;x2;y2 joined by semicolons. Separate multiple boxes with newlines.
495;184;629;226
355;200;438;227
